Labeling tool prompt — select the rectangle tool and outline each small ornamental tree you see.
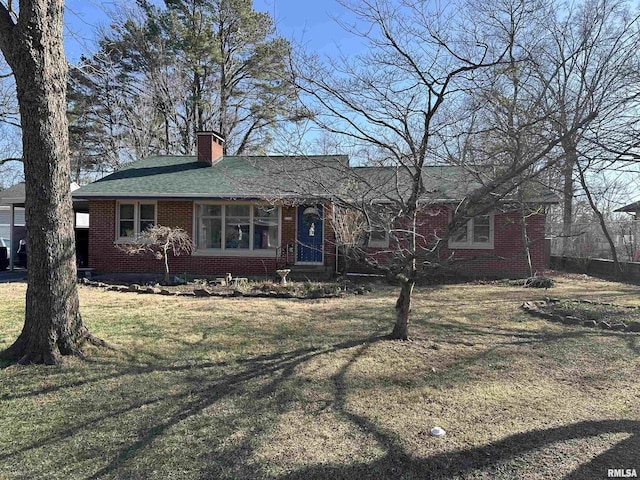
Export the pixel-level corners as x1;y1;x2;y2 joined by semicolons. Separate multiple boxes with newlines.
118;225;193;284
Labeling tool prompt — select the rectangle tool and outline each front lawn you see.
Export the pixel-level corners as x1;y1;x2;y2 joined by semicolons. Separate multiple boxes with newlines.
0;274;638;479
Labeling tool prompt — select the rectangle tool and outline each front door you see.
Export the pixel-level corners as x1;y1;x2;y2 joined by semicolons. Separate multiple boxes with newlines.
297;205;323;263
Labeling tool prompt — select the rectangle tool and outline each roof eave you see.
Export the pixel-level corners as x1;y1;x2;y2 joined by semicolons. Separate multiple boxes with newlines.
71;192;334;201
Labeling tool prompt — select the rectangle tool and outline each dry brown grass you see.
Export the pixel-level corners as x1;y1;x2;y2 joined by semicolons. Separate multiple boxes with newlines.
0;272;638;479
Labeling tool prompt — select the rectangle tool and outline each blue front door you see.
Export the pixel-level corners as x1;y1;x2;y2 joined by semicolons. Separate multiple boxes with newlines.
297;205;323;263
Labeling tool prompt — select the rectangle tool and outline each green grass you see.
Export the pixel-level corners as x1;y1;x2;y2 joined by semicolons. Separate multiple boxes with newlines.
0;274;639;479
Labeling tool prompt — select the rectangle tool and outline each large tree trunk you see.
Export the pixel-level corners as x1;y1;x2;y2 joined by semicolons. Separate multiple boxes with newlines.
392;277;414;340
0;0;97;364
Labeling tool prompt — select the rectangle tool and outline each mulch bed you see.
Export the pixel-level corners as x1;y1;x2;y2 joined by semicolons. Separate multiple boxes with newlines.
79;276;373;300
522;298;640;333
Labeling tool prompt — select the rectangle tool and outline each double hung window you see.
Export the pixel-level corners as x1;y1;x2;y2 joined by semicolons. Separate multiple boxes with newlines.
449;215;493;249
348;207;390;248
116;201;156;241
368;227;389;248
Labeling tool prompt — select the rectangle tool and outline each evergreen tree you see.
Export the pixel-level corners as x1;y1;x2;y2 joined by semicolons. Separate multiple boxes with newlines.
68;0;305;171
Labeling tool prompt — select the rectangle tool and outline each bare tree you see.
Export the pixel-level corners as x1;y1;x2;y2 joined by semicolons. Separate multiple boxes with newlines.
535;0;640;256
0;55;22;175
68;0;305;170
329;205;369;276
68;56;164;177
574;158;634;276
118;225;193;285
0;0;100;364
289;0;599;340
0;56;17;128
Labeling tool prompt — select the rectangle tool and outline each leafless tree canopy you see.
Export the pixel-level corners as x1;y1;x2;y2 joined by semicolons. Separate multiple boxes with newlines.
286;0;625;339
118;225;193;284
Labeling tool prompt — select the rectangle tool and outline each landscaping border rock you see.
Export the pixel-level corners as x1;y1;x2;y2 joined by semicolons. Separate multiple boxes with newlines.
521;299;639;333
78;277;348;300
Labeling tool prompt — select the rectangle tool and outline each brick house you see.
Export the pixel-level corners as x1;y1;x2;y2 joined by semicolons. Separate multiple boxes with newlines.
72;132;555;279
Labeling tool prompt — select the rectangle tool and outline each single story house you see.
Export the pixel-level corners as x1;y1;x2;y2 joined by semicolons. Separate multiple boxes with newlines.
72;132;556;279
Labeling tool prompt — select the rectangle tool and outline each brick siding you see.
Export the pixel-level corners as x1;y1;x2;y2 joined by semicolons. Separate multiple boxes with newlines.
89;200;334;277
89;200;545;278
363;206;547;278
441;209;546;278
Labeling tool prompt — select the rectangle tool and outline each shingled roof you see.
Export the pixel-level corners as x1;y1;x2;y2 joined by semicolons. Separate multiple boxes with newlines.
0;182;25;205
73;155;348;200
615;200;640;213
72;154;557;205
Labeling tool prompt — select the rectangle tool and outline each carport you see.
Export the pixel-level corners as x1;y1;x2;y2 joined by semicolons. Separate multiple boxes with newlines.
0;182;89;271
0;182;26;271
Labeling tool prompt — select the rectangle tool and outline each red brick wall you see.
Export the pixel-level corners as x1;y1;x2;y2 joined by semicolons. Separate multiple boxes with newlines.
437;209;547;278
282;206;296;248
363;206;547;278
196;132;223;165
89;200;280;277
89;201;544;278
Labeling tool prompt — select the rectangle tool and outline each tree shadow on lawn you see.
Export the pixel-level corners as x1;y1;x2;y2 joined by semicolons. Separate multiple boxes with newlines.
3;324;637;479
93;327;637;479
80;335;390;479
270;332;640;479
418;317;630;347
273;419;640;479
0;332;498;476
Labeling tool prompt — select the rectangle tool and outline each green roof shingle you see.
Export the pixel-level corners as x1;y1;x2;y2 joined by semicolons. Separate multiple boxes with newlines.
73;154;558;205
73;155;347;199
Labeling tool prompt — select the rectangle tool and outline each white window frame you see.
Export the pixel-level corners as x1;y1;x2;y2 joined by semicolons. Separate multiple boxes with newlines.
351;207;391;249
193;202;281;256
367;228;390;248
448;213;494;250
115;200;157;243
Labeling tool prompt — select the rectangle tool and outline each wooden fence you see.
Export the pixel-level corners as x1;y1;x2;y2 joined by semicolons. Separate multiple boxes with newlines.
550;255;640;281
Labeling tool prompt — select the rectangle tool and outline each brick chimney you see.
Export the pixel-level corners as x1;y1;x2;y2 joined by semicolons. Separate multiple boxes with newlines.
196;131;225;166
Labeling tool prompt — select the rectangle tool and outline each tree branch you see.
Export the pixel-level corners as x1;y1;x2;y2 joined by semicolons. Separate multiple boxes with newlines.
0;156;22;166
0;2;18;65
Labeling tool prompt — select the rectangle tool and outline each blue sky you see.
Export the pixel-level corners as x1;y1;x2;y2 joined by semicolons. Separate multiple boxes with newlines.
63;0;361;62
1;0;363;185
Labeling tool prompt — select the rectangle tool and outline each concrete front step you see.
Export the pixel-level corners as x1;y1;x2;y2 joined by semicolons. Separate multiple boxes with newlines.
286;265;334;281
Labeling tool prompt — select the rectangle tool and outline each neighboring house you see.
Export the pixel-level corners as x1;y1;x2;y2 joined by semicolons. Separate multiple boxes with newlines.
72;132;556;279
546;201;640;263
614;201;640;261
615;200;640;218
0;183;27;270
0;182;89;271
